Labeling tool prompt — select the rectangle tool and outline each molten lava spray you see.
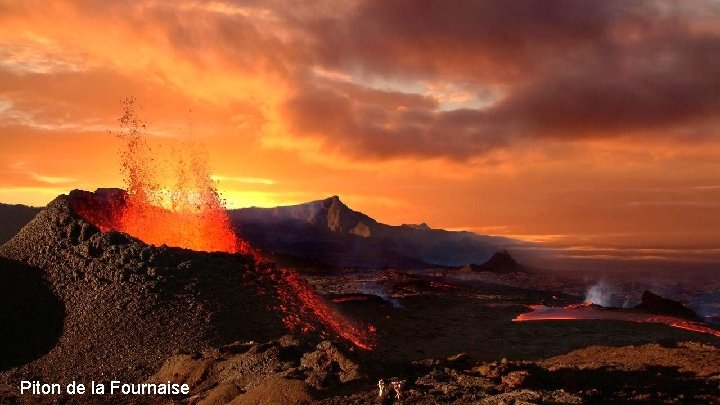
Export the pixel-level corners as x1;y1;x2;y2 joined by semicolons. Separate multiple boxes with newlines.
114;99;244;253
73;99;374;349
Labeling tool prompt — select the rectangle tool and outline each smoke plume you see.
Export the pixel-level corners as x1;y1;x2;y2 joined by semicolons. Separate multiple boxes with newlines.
585;281;633;308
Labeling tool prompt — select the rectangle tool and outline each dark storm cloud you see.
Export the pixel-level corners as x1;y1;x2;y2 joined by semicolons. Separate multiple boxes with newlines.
498;44;720;138
279;0;720;159
306;0;650;81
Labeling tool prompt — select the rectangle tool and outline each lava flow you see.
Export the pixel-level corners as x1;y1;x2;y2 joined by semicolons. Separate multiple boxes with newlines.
514;304;720;338
72;99;374;350
273;269;375;350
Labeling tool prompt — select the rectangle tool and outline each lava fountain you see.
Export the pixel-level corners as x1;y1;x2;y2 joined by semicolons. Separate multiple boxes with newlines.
115;99;245;253
72;99;374;350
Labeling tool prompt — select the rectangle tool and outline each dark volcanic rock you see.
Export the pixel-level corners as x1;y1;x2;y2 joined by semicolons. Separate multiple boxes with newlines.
0;193;290;389
0;257;63;370
317;342;720;404
634;290;702;321
460;250;524;274
300;340;363;388
379;270;458;297
146;337;363;404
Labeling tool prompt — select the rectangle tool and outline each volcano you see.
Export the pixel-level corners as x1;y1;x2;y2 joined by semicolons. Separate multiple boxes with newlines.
0;189;371;391
0;192;284;385
1;190;719;404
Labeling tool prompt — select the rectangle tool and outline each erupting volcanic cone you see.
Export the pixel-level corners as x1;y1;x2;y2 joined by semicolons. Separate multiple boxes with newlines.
70;187;374;350
0;188;373;391
106;100;372;349
0;192;287;385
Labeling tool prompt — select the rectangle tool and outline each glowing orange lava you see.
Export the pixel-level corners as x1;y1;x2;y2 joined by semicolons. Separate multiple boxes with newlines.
72;99;374;350
274;269;375;350
513;304;720;338
111;99;246;253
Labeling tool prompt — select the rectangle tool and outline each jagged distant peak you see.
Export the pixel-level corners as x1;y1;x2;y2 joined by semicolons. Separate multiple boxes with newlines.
322;195;347;209
321;195;358;214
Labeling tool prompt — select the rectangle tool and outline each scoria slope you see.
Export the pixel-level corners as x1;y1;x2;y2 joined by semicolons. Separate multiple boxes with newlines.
0;192;290;390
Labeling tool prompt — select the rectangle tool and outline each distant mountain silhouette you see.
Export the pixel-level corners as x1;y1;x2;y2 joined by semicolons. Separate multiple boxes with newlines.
229;196;519;269
459;250;526;274
0;203;41;245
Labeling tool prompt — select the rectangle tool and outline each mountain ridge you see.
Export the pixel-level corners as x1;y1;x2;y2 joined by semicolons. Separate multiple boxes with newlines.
229;195;522;270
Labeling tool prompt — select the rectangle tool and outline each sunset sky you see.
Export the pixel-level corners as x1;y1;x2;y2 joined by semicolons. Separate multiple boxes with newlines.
1;1;719;266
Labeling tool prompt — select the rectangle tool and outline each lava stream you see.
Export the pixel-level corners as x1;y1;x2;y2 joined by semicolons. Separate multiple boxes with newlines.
514;304;720;338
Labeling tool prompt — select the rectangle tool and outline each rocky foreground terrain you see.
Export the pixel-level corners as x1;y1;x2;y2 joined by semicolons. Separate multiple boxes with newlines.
7;336;719;404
